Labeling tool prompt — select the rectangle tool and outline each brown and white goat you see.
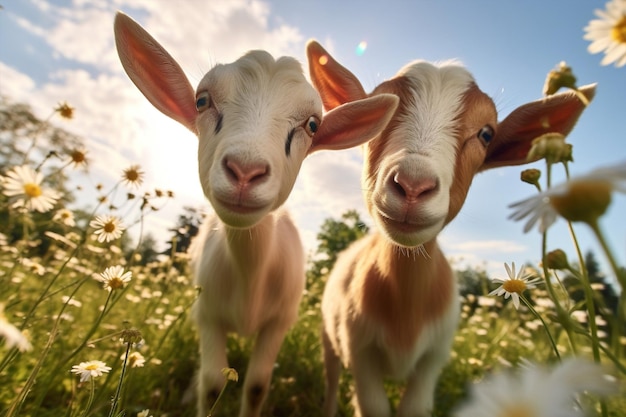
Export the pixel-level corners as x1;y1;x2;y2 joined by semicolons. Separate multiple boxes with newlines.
114;14;398;417
307;41;595;417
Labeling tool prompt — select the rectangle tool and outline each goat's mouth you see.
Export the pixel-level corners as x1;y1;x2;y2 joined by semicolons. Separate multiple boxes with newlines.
215;198;269;215
376;212;443;246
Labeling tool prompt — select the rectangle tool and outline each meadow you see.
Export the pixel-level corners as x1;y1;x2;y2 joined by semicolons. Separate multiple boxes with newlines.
1;64;626;417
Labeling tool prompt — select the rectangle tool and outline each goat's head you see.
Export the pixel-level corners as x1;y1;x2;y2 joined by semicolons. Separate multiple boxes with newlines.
307;40;595;247
114;13;398;229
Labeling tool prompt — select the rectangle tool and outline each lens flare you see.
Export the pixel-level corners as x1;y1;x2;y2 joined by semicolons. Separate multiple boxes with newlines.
318;55;329;65
356;41;367;56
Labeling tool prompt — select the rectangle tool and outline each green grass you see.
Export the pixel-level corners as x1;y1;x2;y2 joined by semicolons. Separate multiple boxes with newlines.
1;237;624;416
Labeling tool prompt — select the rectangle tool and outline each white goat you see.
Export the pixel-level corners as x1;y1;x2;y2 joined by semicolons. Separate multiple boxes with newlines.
307;41;595;417
114;14;398;417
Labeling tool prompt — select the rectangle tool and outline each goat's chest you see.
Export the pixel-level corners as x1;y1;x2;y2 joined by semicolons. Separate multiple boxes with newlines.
357;264;456;353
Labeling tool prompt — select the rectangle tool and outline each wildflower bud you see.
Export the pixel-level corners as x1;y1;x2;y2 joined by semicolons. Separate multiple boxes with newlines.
543;61;577;96
544;249;570;270
527;133;573;164
521;169;541;186
55;101;75;119
120;328;143;345
221;367;239;382
549;180;612;225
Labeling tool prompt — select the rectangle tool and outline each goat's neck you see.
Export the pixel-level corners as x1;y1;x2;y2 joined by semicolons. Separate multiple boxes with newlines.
371;235;448;283
221;214;278;278
359;233;455;351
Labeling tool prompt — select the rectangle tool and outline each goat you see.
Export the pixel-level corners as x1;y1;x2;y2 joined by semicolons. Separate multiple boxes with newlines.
114;14;398;417
307;40;595;417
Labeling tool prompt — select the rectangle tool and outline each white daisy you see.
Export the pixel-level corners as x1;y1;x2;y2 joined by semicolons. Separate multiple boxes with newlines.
0;305;32;352
70;360;112;382
489;262;542;310
53;208;76;227
122;164;145;188
509;160;626;233
453;358;616;417
1;165;60;213
584;0;626;67
89;214;125;243
122;351;146;368
99;265;132;291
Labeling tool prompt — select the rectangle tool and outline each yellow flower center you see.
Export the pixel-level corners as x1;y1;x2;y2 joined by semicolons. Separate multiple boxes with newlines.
124;170;140;182
23;183;42;198
107;277;125;290
502;279;527;294
611;15;626;44
85;364;99;371
71;150;86;164
103;221;116;233
549;180;612;225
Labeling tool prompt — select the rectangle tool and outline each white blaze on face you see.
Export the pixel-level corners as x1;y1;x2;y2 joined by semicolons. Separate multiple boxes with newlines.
194;51;323;228
364;61;475;247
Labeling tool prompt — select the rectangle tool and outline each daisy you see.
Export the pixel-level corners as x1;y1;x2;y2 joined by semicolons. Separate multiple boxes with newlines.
89;214;125;242
509;161;626;233
584;0;626;67
123;351;146;368
0;305;32;352
53;208;76;227
122;165;145;188
137;410;153;417
99;265;132;291
70;360;112;382
68;148;88;168
453;358;616;417
489;262;542;309
1;165;60;213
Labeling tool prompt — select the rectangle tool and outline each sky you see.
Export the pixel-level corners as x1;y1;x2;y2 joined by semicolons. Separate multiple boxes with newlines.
0;0;624;281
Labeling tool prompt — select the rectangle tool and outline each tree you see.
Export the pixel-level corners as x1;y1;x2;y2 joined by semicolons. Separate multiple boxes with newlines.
304;210;369;306
0;95;85;253
163;206;204;258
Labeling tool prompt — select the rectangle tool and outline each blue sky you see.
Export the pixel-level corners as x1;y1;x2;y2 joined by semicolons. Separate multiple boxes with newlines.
1;0;624;280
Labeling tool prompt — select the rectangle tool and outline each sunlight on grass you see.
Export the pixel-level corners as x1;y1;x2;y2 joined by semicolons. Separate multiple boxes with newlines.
2;17;626;417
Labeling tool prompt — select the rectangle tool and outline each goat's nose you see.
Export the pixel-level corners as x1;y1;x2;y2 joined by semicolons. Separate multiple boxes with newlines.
224;158;269;187
391;171;438;202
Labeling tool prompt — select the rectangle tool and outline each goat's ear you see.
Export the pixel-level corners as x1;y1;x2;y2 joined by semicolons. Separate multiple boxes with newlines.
308;94;399;154
481;83;596;171
306;40;368;111
114;12;198;134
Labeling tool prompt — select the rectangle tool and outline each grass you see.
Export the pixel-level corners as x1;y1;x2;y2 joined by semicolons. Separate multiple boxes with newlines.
1;87;625;416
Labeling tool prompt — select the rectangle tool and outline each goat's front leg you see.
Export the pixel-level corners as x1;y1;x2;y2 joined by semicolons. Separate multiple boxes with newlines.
351;349;390;417
396;351;445;417
239;320;292;417
321;327;342;417
196;323;229;417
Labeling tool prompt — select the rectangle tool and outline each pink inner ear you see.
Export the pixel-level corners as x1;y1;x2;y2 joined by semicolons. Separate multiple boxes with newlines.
115;13;198;134
307;40;368;111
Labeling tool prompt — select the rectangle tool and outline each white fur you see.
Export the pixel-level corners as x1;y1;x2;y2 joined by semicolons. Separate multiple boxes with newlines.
114;16;398;417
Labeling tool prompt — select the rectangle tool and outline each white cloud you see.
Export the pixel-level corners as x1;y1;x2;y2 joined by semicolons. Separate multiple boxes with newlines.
0;0;311;249
444;239;527;253
0;62;36;99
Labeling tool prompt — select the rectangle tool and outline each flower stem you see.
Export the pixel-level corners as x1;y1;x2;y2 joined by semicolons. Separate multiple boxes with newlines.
108;342;132;417
520;294;561;360
78;378;96;417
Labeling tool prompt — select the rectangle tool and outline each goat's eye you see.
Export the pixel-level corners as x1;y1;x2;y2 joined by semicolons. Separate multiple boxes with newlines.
477;125;494;146
304;116;320;137
196;91;211;112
